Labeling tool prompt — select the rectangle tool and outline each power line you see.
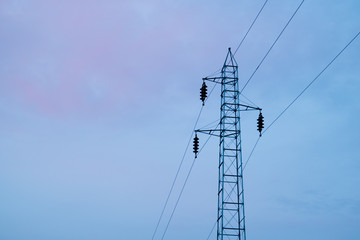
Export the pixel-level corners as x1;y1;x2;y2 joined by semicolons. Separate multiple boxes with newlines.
244;31;360;169
206;221;217;240
234;0;269;56
160;133;214;240
151;106;203;240
243;30;360;169
263;30;360;135
243;136;261;171
152;83;217;240
160;156;197;240
240;0;305;94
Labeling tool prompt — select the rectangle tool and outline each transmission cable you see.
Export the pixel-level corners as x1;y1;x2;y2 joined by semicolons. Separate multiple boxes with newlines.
152;84;217;240
206;221;217;240
151;106;203;240
263;30;360;135
234;0;269;56
243;137;261;171
240;0;305;94
242;30;360;171
159;156;197;240
160;133;215;240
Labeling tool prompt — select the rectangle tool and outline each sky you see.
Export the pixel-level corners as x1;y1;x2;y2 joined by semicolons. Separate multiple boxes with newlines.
0;0;359;240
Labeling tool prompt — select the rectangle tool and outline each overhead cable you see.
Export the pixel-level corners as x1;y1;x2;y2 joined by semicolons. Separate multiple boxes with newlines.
152;84;217;240
263;30;360;134
240;0;305;94
244;30;360;169
234;0;269;56
151;106;203;240
160;133;214;240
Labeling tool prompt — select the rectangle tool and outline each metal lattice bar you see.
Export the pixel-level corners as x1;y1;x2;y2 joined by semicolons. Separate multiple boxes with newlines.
196;48;262;240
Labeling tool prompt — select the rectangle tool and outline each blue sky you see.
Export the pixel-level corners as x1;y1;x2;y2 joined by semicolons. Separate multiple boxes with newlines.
0;0;359;240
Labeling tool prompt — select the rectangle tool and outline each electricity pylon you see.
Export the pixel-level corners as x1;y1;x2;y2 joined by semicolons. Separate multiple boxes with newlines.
195;48;263;240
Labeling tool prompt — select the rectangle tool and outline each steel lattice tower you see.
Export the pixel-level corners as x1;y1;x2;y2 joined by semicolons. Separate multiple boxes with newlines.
196;48;262;240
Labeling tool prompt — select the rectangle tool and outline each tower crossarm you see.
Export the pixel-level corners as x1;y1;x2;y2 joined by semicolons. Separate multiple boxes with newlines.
221;103;262;111
203;77;238;84
195;129;240;137
202;77;223;84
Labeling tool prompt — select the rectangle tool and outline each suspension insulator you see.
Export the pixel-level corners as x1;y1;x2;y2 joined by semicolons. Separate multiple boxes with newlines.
200;82;208;105
257;112;264;136
193;134;199;157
